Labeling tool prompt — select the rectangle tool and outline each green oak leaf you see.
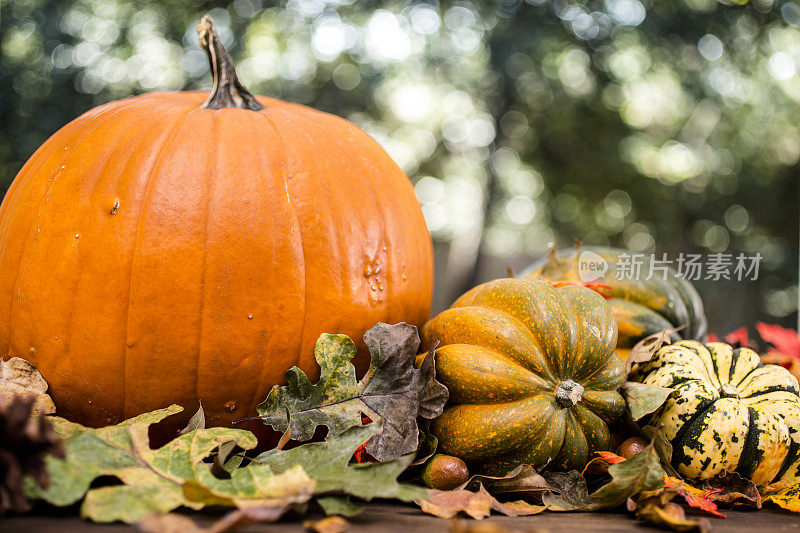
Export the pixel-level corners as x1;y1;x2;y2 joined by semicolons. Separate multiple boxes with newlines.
256;322;448;462
25;405;315;523
256;422;425;502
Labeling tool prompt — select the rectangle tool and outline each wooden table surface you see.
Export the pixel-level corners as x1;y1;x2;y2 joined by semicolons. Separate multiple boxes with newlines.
3;503;800;532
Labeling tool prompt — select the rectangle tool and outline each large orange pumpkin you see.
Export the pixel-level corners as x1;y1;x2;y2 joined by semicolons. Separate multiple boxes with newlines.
0;16;433;430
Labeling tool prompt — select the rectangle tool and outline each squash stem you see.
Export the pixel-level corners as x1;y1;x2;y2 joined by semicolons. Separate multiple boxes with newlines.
555;379;584;407
196;14;264;111
719;383;740;399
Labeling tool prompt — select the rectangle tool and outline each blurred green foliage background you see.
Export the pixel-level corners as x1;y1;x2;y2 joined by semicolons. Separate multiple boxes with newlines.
0;0;798;334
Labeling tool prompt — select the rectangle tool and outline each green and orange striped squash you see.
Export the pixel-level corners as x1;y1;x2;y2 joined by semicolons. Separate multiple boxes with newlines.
524;244;707;359
420;278;626;474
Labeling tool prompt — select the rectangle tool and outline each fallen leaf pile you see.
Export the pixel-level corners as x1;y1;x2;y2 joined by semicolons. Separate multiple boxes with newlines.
20;323;433;525
9;323;800;533
27;405;301;522
25;405;422;524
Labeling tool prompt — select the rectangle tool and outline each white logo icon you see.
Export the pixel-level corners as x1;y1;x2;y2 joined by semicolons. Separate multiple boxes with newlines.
578;251;608;283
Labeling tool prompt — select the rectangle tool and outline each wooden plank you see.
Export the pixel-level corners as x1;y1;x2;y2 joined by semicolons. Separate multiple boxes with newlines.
4;503;799;532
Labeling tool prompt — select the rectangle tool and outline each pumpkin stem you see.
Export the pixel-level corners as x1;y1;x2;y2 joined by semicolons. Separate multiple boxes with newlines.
555;379;584;407
196;15;264;111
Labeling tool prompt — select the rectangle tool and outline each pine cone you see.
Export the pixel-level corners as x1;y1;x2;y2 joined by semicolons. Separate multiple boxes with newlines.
0;394;64;514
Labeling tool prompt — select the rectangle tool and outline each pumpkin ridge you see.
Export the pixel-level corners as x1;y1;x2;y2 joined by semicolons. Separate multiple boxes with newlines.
580;389;626;421
572;402;612;453
3;99;147;363
496;301;555;380
577;357;620;390
557;287;585;379
744;384;800;398
531;282;572;378
557;284;619;381
427;305;556;381
552;408;589;470
292;107;394;327
738;366;800;397
281;107;354;375
459;279;562;379
580;352;626;391
707;343;734;384
254;109;308;379
242;110;305;416
121;110;193;418
194;111;218;418
60;102;178;400
748;403;792;484
476;398;566;470
432;344;550;403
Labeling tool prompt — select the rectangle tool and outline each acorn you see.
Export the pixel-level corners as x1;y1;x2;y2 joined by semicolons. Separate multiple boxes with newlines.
422;454;470;490
616;437;648;460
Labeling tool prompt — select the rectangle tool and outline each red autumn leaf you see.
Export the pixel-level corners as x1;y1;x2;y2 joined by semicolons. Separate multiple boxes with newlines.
725;327;753;348
582;451;626;475
353;415;374;463
598;451;626;464
663;475;725;518
546;280;613;300
353;441;368;463
757;322;800;359
708;327;755;349
585;282;613;300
